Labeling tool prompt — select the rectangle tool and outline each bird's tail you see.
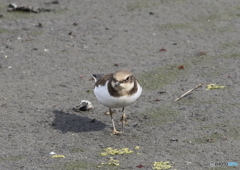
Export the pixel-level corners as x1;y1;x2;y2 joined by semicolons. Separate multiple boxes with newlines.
92;74;104;82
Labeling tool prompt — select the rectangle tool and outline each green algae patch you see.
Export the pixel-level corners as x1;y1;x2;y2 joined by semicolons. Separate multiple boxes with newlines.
201;123;240;139
186;124;240;144
69;147;85;153
0;28;11;34
126;0;186;10
29;30;44;37
141;106;178;126
8;155;26;162
158;22;192;31
184;54;228;77
190;133;224;144
222;53;240;59
4;11;36;20
0;157;6;162
220;40;240;50
209;167;230;170
55;160;96;170
189;7;240;35
138;65;181;90
126;1;154;10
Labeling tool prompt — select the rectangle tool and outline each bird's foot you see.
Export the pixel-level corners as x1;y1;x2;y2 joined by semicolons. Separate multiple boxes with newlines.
119;114;129;125
112;129;122;135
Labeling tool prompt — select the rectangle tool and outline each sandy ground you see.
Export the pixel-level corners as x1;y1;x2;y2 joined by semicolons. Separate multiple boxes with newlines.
0;0;240;169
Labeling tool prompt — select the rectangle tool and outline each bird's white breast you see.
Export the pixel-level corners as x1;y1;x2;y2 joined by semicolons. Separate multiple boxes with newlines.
94;80;142;108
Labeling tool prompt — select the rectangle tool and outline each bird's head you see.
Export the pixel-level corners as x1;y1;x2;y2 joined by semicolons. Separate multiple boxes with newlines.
111;70;134;92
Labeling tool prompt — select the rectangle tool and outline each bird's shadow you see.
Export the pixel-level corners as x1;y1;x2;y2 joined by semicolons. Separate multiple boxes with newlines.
52;110;106;133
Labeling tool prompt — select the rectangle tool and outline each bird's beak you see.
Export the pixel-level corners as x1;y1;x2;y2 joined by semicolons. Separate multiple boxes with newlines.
115;81;120;87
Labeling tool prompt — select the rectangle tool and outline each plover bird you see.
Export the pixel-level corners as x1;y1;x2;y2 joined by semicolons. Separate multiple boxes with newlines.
93;70;142;134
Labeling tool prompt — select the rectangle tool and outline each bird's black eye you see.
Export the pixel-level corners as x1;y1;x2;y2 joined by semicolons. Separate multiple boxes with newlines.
125;76;130;82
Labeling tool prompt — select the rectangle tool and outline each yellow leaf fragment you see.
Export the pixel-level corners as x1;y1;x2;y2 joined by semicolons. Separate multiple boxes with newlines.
101;152;108;156
206;84;225;90
101;147;133;156
108;162;120;166
99;147;134;167
100;157;120;167
122;148;133;154
153;161;172;170
135;146;140;149
52;155;65;158
113;162;120;166
109;157;119;162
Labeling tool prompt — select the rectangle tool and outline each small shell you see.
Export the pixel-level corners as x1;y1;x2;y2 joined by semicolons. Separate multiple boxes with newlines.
72;100;94;111
49;151;56;155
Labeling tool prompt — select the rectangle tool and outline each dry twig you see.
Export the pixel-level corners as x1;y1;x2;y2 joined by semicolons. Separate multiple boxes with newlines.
174;83;203;101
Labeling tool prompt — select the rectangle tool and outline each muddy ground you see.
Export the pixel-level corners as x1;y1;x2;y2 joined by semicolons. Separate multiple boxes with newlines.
0;0;240;169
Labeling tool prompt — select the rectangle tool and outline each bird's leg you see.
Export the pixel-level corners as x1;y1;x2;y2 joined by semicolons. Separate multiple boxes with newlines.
120;107;128;132
109;108;121;135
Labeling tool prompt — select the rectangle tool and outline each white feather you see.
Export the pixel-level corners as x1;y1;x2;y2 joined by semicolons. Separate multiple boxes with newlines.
94;80;142;108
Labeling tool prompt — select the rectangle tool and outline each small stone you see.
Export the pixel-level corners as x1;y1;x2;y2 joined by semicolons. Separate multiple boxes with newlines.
157;91;166;94
37;23;43;27
90;118;96;123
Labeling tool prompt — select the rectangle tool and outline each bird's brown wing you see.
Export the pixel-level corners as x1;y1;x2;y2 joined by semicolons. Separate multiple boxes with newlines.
94;73;113;87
